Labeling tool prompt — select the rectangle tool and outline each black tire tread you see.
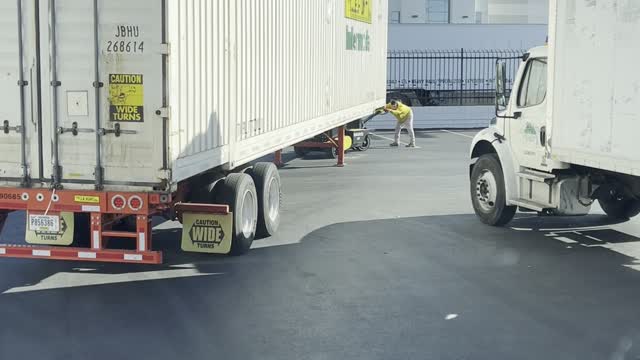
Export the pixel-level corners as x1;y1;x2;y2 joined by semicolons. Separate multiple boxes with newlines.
470;154;516;226
217;173;256;255
249;162;281;237
599;197;640;220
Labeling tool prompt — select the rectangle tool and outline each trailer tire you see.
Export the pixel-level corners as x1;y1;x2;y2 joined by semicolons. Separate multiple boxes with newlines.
217;173;258;255
598;196;640;220
470;154;516;226
249;162;282;237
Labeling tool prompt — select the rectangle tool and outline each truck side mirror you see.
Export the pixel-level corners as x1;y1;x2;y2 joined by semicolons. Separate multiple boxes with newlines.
495;60;508;113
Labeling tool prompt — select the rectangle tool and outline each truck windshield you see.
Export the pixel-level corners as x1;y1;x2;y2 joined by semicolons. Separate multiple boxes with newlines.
517;58;548;108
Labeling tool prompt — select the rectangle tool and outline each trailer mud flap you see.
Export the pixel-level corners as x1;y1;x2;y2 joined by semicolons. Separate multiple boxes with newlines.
181;212;233;254
25;211;74;246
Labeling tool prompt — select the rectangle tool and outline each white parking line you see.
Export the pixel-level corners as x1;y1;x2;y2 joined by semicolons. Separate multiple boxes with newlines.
370;133;407;145
441;130;474;139
369;133;421;148
554;236;578;244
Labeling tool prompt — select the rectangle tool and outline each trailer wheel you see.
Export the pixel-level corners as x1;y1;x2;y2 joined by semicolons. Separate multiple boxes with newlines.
598;196;640;220
217;173;258;255
249;162;281;237
470;154;516;226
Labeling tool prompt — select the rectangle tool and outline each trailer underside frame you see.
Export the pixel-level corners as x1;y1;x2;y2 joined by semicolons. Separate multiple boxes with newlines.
0;187;170;264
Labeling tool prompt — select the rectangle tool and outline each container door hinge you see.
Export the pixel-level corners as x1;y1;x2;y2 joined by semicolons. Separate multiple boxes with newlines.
157;169;171;181
160;43;170;55
156;107;170;118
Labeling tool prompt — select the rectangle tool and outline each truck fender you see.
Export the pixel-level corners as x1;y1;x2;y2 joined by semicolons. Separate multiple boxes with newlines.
469;128;519;203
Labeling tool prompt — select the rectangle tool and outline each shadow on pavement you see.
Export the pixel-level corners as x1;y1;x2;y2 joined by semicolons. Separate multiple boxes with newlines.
2;213;640;359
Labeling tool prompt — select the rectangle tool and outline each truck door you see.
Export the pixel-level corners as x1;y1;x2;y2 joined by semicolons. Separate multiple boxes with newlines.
0;0;39;185
509;57;548;169
38;0;165;189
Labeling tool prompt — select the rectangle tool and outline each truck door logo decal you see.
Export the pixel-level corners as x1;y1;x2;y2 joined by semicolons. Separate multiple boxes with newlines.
109;74;144;122
524;122;538;144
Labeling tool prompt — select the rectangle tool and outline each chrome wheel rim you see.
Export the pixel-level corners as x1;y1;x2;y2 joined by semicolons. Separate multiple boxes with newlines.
241;189;256;238
476;170;498;212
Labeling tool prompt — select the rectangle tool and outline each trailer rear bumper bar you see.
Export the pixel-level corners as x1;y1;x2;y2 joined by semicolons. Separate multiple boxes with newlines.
0;187;171;264
0;244;162;264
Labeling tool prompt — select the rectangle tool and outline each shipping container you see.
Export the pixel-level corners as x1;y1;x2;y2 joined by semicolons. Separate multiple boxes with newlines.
0;0;388;264
0;0;387;190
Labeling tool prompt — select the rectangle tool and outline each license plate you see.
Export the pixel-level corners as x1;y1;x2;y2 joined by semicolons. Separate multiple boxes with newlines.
28;214;60;232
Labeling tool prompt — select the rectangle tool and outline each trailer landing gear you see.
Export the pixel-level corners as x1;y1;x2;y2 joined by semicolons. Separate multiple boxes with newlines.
289;125;348;167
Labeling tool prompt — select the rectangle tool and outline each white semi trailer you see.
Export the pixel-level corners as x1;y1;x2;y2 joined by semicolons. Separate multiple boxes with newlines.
470;0;640;225
0;0;388;263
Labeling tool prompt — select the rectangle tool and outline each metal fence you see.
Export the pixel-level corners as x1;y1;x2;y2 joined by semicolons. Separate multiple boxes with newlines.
387;49;525;106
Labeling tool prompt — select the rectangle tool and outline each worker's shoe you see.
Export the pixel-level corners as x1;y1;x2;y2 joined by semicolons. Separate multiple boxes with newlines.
406;142;416;148
389;142;399;147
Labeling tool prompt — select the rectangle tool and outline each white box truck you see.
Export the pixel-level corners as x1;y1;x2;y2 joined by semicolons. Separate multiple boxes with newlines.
469;0;640;225
0;0;388;263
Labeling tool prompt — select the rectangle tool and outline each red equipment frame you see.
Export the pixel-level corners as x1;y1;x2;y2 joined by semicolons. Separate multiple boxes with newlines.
280;126;346;167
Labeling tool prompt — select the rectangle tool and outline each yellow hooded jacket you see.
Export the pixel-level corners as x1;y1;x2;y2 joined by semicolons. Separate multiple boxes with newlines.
385;102;412;123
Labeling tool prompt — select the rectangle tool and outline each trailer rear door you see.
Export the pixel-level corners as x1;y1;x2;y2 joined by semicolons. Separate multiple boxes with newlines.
37;0;166;189
0;0;39;185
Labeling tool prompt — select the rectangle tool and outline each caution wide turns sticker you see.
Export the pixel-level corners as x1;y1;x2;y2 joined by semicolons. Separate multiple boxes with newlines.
26;211;74;246
109;74;144;122
181;213;233;254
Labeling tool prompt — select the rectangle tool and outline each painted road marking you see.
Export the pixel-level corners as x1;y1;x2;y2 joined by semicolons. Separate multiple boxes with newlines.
441;129;474;139
3;267;221;294
554;236;578;244
369;133;421;148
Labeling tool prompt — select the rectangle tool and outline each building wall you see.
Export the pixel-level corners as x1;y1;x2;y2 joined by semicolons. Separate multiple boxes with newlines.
450;0;476;23
388;23;547;50
389;0;549;24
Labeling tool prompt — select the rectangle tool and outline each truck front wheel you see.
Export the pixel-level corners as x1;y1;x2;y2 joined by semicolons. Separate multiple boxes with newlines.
217;173;258;255
598;195;640;220
470;154;516;226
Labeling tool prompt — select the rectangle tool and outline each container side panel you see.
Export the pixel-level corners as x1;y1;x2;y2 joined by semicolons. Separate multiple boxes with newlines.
169;0;387;180
230;0;388;167
168;0;230;181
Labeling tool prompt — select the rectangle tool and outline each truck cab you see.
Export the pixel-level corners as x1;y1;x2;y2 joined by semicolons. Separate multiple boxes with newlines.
469;45;640;226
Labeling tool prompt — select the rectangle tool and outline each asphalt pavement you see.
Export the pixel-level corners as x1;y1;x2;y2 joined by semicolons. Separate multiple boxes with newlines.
2;129;640;360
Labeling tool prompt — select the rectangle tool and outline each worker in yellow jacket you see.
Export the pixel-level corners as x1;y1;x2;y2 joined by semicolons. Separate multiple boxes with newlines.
385;100;415;147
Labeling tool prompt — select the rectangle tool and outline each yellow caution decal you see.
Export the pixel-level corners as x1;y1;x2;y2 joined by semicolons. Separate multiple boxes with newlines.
181;213;233;254
345;0;372;24
74;195;100;204
26;211;74;246
109;73;144;122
